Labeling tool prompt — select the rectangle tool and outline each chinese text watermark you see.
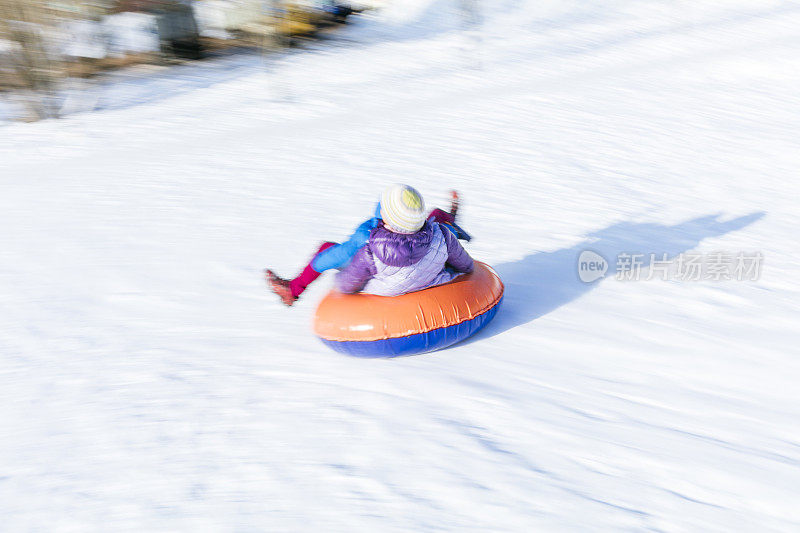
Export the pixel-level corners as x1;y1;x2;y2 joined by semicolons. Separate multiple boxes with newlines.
578;251;763;283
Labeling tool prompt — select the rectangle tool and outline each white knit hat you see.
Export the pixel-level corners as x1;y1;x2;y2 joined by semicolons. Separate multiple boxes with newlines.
380;184;427;234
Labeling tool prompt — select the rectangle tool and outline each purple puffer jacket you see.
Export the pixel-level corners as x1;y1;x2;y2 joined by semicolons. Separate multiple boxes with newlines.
335;220;474;296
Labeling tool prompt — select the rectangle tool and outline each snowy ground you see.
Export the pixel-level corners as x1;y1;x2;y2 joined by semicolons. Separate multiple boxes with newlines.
2;0;800;530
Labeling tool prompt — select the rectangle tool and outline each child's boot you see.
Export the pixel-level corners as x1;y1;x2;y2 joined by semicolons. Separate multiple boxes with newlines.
446;190;471;241
449;190;460;219
266;270;298;307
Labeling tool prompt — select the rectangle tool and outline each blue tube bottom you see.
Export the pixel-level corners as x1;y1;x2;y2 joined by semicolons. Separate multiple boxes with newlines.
320;297;502;357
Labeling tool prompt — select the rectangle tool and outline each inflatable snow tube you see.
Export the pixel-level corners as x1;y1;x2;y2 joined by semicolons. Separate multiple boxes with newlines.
314;262;504;357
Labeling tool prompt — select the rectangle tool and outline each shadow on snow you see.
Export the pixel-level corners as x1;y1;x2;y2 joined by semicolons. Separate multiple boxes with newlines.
469;212;765;343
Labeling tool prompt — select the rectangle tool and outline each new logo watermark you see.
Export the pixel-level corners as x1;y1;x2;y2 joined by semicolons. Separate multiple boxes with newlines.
577;250;608;283
577;250;763;283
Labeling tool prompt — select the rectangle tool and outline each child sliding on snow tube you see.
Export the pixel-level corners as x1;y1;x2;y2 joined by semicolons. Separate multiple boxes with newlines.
266;185;473;306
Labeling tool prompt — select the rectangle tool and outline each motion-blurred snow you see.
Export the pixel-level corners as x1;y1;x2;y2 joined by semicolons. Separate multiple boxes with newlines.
2;0;800;530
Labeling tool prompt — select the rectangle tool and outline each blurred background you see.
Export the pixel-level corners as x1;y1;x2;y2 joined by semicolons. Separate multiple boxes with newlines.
0;0;395;120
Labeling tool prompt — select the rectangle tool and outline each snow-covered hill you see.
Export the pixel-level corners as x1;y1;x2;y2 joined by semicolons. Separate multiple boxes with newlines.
2;1;800;530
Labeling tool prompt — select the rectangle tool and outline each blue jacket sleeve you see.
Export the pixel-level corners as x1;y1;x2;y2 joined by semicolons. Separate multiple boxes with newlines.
310;217;380;272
